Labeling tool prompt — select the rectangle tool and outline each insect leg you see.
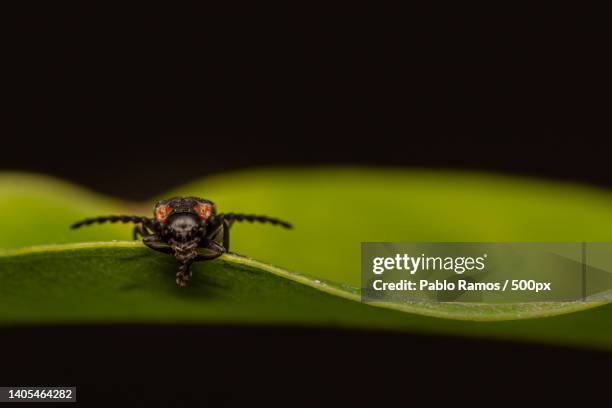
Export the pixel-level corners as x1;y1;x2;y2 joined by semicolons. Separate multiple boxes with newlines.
142;235;173;255
196;240;226;260
206;219;231;251
133;224;154;240
223;220;230;251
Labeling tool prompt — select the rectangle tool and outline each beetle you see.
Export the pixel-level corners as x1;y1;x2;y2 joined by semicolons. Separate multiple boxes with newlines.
71;197;292;287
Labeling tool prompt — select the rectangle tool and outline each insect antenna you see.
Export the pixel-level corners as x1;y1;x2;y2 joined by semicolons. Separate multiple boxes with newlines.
214;213;292;229
71;215;156;229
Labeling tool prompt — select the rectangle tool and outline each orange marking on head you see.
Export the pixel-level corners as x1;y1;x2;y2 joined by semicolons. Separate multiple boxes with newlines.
155;205;173;223
194;202;213;220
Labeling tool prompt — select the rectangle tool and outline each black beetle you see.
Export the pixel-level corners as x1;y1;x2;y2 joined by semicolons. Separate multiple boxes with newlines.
71;197;292;287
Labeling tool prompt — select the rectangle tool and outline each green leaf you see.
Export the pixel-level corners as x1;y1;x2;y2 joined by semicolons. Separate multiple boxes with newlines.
2;169;612;350
2;242;612;351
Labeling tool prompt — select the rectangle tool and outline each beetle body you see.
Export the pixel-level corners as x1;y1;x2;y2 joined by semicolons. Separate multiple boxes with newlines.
71;197;292;287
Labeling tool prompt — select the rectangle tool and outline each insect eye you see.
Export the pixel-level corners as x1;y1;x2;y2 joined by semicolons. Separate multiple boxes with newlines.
194;202;213;220
155;205;173;223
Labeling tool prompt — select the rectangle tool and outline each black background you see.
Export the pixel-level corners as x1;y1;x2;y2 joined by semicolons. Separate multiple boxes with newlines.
5;5;611;199
3;5;612;405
